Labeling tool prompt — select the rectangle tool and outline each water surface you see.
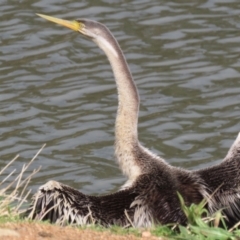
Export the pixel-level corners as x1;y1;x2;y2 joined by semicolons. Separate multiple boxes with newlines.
0;0;240;195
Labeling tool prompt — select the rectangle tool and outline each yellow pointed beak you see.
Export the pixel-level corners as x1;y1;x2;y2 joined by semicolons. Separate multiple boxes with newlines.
36;13;83;32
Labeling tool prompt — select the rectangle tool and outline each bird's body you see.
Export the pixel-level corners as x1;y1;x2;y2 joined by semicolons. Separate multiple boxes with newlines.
28;14;240;228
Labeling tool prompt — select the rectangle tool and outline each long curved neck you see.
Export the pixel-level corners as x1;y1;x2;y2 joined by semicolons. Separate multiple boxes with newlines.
95;29;142;179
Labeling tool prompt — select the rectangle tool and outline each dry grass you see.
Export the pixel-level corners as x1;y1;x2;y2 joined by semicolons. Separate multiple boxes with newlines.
0;145;45;219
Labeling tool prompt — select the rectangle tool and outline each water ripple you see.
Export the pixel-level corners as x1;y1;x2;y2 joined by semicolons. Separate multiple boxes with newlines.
0;0;240;194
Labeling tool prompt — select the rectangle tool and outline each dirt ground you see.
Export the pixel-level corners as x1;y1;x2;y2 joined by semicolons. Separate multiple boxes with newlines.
0;222;163;240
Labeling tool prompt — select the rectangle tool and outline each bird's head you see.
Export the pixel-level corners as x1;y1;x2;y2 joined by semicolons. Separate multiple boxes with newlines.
37;14;118;57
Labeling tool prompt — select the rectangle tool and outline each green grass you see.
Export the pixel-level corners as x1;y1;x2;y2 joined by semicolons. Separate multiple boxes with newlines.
151;194;240;240
1;146;240;239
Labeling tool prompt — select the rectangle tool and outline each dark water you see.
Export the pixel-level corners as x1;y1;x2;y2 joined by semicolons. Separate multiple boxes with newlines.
0;0;240;195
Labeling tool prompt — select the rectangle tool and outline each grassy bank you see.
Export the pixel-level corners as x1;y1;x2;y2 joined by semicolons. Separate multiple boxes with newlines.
1;148;240;240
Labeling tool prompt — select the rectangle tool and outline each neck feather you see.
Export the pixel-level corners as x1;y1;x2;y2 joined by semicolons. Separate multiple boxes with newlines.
96;31;142;179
